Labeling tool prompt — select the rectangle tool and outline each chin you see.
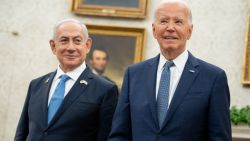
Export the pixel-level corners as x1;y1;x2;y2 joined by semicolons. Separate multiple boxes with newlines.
64;62;81;68
161;46;176;51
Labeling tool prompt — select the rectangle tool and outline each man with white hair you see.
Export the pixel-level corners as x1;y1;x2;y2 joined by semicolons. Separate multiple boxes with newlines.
15;19;118;141
109;0;231;140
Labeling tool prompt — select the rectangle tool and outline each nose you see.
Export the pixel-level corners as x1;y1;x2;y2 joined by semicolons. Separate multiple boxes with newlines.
66;40;76;51
166;23;175;32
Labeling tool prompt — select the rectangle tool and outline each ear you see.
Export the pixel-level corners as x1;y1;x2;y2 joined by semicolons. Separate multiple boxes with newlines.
49;40;56;54
152;23;157;39
85;38;92;54
187;24;193;40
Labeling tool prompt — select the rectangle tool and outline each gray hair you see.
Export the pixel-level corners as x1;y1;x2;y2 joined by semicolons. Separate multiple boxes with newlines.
52;19;89;40
154;0;192;25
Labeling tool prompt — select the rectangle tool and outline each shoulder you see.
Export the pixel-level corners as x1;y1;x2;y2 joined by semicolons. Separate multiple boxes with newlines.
23;71;56;95
127;55;159;72
188;52;225;74
32;71;54;82
189;55;228;83
196;58;225;74
29;71;55;87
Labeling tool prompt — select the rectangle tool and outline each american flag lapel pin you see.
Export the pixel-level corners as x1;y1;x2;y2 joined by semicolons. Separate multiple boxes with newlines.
189;69;195;73
80;80;88;85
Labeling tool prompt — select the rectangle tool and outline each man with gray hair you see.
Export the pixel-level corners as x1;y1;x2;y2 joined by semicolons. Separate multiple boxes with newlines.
109;0;231;141
15;19;118;141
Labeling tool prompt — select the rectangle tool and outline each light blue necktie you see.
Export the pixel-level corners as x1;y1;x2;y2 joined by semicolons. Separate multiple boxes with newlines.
48;74;70;123
157;61;174;128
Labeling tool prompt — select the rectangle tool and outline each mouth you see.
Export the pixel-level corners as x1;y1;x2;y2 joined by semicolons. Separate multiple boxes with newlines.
163;35;178;40
64;55;77;59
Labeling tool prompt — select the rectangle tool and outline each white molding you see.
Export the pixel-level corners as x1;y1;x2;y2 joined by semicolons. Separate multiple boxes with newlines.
232;125;250;139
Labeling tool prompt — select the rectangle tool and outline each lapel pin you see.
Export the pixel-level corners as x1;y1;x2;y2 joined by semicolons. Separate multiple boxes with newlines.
80;80;88;85
189;70;195;73
44;78;50;84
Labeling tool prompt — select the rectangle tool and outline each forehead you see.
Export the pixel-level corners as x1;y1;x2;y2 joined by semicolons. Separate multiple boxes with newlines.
93;50;107;57
55;22;85;38
156;2;189;19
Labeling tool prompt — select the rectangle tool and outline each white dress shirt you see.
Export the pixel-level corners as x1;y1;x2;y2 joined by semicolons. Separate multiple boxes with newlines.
156;50;188;108
48;62;87;105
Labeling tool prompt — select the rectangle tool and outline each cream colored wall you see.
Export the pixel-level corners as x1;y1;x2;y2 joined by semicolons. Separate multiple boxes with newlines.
0;0;249;140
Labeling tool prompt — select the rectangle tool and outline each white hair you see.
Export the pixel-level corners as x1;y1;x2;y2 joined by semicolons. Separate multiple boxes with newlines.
52;19;89;40
154;0;192;25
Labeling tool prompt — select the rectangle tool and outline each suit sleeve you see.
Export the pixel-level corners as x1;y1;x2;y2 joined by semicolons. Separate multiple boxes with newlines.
14;81;33;141
108;68;132;141
208;70;232;141
97;84;119;141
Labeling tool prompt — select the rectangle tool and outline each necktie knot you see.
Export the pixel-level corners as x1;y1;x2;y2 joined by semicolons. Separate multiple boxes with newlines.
163;61;174;70
60;74;70;83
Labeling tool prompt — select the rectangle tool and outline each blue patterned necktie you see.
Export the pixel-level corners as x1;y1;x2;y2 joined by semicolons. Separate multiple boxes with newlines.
48;74;70;123
157;61;174;128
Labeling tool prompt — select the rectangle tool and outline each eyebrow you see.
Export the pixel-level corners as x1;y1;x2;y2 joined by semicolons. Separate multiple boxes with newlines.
59;36;83;39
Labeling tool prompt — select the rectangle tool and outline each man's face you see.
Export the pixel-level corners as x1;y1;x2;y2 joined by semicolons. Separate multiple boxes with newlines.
90;50;108;75
152;2;193;57
50;22;92;72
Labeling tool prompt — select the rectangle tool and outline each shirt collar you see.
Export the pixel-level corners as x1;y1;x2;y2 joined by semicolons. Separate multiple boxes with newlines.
159;49;188;72
55;62;87;81
92;69;99;75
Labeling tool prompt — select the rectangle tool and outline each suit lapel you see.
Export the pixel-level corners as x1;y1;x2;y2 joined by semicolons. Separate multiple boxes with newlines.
161;53;200;129
146;55;160;128
41;71;56;127
47;67;93;128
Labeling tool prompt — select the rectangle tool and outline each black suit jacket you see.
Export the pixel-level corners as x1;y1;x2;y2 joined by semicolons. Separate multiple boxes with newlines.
109;53;231;141
15;67;118;141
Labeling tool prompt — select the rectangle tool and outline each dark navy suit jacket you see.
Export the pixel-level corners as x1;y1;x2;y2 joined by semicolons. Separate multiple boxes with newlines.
15;67;118;141
109;53;231;141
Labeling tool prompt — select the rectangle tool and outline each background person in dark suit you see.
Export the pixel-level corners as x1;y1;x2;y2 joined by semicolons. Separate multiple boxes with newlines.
14;19;118;141
109;0;231;141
